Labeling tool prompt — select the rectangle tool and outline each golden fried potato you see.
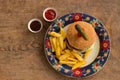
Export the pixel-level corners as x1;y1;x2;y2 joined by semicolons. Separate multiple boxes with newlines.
56;38;60;47
63;40;67;50
72;61;86;70
61;51;65;55
58;36;64;50
64;49;70;53
71;51;83;61
49;37;55;52
67;57;78;62
52;37;57;50
64;49;75;58
59;27;66;40
60;60;77;65
56;47;61;57
59;53;70;61
49;32;61;37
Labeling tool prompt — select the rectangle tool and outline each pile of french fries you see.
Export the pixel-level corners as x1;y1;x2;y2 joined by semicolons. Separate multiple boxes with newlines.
49;27;92;70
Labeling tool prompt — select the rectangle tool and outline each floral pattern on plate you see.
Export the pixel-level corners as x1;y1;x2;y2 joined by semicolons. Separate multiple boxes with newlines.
44;13;110;78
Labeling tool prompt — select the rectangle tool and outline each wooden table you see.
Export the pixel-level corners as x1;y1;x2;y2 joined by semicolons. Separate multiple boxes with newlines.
0;0;119;80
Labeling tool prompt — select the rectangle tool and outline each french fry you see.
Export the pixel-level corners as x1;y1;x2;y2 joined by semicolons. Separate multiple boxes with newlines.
72;61;86;70
49;32;61;37
49;37;54;52
56;47;61;57
58;36;64;50
63;40;67;50
52;37;57;50
56;38;62;54
61;51;65;55
59;53;70;61
65;49;75;58
59;60;77;65
56;38;60;47
67;57;78;62
64;49;70;54
69;55;76;58
84;49;92;59
72;51;83;61
59;28;66;40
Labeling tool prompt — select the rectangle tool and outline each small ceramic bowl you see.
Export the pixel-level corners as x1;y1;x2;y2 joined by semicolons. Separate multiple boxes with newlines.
43;7;58;22
28;18;43;33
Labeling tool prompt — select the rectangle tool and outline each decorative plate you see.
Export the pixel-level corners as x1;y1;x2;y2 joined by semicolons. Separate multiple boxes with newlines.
44;13;110;78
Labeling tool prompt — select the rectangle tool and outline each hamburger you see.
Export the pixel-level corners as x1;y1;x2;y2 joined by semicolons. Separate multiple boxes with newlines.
66;21;97;51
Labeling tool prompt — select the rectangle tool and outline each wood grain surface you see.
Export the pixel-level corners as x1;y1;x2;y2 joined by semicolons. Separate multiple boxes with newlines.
0;0;119;80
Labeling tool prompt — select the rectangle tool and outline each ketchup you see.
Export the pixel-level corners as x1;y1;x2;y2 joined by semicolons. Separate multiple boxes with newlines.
77;33;82;37
45;9;56;20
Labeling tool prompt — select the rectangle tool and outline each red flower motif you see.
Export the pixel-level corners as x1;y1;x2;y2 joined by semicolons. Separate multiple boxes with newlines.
57;22;61;26
95;22;98;26
72;68;83;77
55;63;61;69
94;63;99;70
92;21;98;27
57;21;63;27
101;40;109;50
96;63;99;67
77;33;82;37
46;39;51;48
73;14;82;22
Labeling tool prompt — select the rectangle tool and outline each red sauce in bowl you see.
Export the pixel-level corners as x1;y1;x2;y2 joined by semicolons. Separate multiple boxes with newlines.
45;9;56;20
